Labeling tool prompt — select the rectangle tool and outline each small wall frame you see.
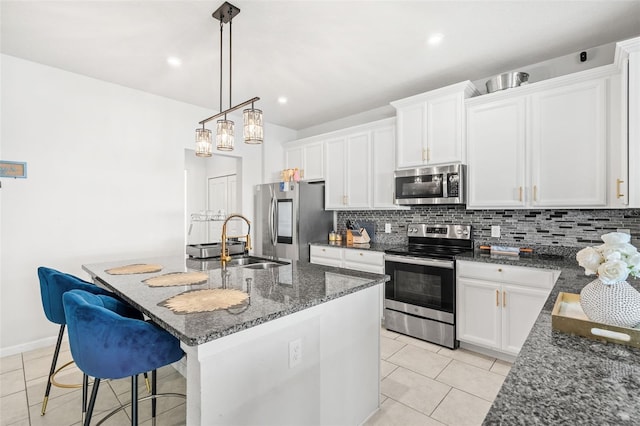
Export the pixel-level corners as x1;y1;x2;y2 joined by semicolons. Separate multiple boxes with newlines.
0;161;27;178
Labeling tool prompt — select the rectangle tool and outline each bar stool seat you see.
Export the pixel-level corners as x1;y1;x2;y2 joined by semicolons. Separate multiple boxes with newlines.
63;289;185;425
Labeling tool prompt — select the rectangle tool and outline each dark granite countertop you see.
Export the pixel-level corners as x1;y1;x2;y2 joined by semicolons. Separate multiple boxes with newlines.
83;255;388;346
458;251;640;425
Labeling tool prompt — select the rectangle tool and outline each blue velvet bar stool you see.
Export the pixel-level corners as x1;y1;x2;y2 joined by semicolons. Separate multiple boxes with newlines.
38;266;151;418
63;289;185;426
37;266;121;415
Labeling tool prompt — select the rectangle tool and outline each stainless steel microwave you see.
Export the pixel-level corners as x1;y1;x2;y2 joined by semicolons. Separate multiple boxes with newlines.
394;164;465;205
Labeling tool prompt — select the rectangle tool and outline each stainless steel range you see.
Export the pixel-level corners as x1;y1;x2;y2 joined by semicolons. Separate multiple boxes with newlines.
384;224;473;349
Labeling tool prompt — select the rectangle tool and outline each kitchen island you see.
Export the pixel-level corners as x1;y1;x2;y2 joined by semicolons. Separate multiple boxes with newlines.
456;252;640;425
83;255;389;425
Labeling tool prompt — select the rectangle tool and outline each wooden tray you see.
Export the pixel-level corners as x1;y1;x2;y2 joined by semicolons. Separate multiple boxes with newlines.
551;292;640;349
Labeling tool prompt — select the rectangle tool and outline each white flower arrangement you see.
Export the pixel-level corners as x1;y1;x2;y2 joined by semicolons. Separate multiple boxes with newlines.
576;232;640;284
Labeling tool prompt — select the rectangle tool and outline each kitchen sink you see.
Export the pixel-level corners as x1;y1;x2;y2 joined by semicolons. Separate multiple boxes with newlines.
226;256;289;268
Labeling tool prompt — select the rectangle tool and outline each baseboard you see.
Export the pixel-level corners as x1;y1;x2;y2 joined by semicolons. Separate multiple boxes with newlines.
0;335;66;358
459;341;517;363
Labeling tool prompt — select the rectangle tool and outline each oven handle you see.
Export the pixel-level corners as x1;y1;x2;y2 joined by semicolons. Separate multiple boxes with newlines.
385;254;454;269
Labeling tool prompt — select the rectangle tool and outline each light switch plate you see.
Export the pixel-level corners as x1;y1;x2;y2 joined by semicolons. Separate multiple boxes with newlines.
385;223;391;233
491;225;501;238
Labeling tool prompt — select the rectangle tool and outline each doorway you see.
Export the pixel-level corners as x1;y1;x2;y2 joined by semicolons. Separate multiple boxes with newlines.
207;174;238;242
184;149;241;245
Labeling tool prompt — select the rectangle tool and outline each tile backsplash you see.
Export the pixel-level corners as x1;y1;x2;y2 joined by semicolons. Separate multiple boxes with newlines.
337;207;640;249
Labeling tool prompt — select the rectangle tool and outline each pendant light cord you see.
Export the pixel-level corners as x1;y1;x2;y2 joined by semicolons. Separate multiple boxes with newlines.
219;20;223;114
229;14;233;109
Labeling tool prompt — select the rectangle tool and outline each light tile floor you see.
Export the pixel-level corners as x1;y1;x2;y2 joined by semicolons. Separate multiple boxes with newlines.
364;328;512;426
0;328;511;426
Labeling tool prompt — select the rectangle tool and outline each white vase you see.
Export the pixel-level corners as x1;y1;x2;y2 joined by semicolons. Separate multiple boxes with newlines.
579;278;640;328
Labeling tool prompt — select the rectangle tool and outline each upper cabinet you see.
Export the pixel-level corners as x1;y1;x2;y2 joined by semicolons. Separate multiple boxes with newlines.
391;81;479;169
466;68;617;209
284;141;324;181
615;37;640;208
325;132;372;209
284;118;400;211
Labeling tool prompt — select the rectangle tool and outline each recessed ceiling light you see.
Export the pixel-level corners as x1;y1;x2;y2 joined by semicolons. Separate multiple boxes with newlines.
167;56;182;67
427;33;444;46
277;96;288;104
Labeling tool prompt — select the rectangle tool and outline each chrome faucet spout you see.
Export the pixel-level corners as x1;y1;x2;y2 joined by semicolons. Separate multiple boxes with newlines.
221;214;252;266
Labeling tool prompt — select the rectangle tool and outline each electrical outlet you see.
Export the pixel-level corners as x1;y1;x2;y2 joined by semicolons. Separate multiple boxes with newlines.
491;225;501;238
289;338;302;368
385;223;391;233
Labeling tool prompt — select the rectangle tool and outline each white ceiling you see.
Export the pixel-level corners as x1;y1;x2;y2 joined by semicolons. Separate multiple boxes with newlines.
2;0;640;131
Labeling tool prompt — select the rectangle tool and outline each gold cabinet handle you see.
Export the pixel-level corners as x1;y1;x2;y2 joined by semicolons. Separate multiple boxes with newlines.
300;169;304;179
498;268;503;272
496;290;499;307
503;291;506;307
533;185;538;202
617;179;625;199
422;149;426;162
519;187;523;202
426;148;431;162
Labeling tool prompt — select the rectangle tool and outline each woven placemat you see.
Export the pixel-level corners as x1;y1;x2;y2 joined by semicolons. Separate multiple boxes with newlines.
160;288;249;314
142;272;208;287
105;264;163;275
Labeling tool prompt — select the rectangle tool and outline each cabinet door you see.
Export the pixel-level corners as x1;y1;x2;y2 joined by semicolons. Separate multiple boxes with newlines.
427;93;463;164
285;146;303;173
396;103;426;168
303;142;324;181
501;284;550;355
310;245;343;267
324;138;347;209
466;98;527;208
344;249;384;273
345;133;371;208
530;79;607;207
456;277;501;350
372;126;397;208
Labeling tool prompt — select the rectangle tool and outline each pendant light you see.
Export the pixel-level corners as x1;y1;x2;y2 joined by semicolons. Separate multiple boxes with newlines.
195;1;263;156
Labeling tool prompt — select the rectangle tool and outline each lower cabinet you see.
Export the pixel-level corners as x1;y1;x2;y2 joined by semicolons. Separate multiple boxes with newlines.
309;245;343;268
310;245;385;319
310;245;384;274
456;260;559;356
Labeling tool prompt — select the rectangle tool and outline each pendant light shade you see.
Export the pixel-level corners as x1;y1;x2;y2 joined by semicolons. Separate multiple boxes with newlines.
243;107;263;144
216;119;235;151
195;2;262;155
195;127;213;157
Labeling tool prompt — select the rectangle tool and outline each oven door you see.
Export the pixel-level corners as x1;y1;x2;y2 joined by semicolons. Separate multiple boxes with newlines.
384;255;455;324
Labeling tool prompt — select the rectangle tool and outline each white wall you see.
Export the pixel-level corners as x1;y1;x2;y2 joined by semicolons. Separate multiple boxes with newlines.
0;55;292;355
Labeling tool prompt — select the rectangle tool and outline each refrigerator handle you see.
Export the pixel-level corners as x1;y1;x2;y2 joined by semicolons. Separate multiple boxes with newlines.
270;195;278;246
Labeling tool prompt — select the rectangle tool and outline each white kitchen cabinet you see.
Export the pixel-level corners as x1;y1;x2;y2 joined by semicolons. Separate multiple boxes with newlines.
456;261;558;356
284;141;324;181
614;37;640;207
466;71;613;209
530;79;607;207
392;81;478;169
325;133;371;209
309;245;343;268
467;97;527;208
371;125;397;208
344;249;385;274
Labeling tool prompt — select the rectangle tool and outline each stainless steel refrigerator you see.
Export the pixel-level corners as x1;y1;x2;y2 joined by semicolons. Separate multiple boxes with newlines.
254;181;333;262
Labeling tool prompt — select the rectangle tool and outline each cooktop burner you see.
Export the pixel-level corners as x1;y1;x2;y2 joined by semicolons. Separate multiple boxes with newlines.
385;224;473;259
